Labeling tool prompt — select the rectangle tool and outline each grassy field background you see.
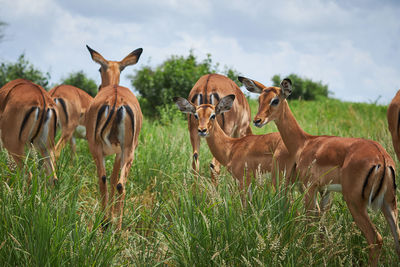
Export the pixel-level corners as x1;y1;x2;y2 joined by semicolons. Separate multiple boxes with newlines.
0;97;399;266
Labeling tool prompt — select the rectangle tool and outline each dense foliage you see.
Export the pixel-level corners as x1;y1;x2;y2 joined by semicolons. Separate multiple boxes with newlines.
128;52;240;116
272;73;330;100
0;54;51;89
60;70;98;97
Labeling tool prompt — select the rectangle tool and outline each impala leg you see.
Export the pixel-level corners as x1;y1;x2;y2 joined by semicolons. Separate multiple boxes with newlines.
55;128;75;158
346;201;382;267
34;136;58;183
109;153;121;222
239;172;252;208
304;185;320;217
382;199;400;259
91;149;109;225
210;157;221;186
114;148;134;230
189;124;200;174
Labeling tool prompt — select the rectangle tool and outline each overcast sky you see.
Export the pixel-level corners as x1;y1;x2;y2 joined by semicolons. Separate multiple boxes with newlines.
1;0;399;104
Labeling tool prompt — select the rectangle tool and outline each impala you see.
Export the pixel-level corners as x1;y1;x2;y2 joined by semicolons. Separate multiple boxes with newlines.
240;76;400;266
86;45;143;229
387;90;400;162
174;94;290;203
184;74;252;184
0;78;58;182
49;84;93;157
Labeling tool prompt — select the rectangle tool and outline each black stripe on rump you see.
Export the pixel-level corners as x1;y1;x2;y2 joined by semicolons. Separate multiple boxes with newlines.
372;164;386;202
19;107;38;141
31;89;47;143
56;98;68;124
124;105;135;137
51;108;57;139
100;105;115;141
397;110;400;136
389;166;397;190
95;105;109;139
116;106;124;125
362;165;377;199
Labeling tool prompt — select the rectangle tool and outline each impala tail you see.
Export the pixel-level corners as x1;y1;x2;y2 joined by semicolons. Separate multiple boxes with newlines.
94;103;135;147
19;101;57;144
362;159;396;212
54;97;69;126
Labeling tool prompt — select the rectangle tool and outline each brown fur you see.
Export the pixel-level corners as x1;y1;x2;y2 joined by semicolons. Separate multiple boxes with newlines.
186;74;253;183
387;90;400;162
175;96;291;204
49;85;93;157
86;46;143;230
0;79;58;182
242;77;400;266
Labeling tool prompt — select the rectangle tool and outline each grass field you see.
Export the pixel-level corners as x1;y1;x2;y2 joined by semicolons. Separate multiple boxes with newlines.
0;97;399;266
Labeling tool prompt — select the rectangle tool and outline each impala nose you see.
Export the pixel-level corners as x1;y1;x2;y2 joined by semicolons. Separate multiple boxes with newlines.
198;128;207;137
253;118;262;126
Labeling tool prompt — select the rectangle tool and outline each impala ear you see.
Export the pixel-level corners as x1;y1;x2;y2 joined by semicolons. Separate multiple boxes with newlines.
238;76;264;94
86;45;108;69
280;78;292;98
215;94;235;114
119;48;143;71
173;97;196;114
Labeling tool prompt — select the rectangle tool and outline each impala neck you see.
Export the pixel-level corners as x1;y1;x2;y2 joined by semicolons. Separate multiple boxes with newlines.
274;100;308;154
205;120;233;166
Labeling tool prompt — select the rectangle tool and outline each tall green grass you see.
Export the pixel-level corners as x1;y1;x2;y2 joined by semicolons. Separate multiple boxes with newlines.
0;98;399;266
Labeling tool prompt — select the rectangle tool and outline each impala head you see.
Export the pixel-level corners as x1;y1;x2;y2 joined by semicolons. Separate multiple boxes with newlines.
173;95;235;137
239;76;292;127
86;45;143;89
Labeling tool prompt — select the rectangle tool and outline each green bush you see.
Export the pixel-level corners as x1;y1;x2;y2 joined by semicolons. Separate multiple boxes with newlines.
60;70;98;97
272;74;330;100
128;52;240;117
0;54;51;89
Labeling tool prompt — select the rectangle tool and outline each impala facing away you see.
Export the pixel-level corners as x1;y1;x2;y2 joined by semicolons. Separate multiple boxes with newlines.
49;84;93;157
184;74;252;184
387;90;400;162
174;94;290;203
240;76;400;266
86;45;143;229
0;79;58;182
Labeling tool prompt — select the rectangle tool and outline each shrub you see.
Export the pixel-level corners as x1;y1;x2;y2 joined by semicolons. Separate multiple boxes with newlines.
60;70;98;97
271;74;330;100
0;54;51;89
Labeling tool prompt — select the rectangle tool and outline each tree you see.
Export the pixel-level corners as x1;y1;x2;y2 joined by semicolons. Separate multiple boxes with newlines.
271;74;330;100
0;53;51;89
128;52;241;116
60;71;98;97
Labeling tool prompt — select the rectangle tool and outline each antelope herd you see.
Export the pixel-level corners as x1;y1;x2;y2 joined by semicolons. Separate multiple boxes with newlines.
0;46;399;265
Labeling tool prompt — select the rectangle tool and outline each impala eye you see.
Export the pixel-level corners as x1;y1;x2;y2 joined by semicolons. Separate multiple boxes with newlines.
194;113;199;120
210;114;216;120
270;98;279;106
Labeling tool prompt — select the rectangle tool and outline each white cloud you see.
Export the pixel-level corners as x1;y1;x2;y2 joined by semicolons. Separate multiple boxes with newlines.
0;0;399;103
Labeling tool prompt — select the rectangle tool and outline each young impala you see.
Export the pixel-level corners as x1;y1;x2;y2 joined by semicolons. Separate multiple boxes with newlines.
86;45;143;229
0;78;58;182
184;74;252;184
387;90;400;162
174;94;290;203
240;76;400;266
49;84;93;157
